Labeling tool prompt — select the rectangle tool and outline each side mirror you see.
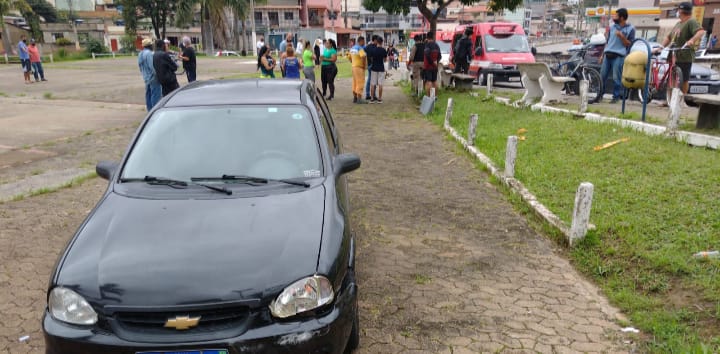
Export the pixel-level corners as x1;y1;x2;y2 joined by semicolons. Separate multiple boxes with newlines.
96;161;120;180
531;47;537;56
474;46;483;56
333;153;361;176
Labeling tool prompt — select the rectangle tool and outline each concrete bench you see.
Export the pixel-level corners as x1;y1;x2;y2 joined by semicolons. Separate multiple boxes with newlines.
452;73;475;90
440;68;453;88
517;63;575;105
686;94;720;129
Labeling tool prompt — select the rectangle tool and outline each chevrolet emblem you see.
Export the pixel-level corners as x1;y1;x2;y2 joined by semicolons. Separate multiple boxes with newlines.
164;315;201;330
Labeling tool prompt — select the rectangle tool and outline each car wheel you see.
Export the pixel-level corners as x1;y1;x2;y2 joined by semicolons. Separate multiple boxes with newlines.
344;270;359;353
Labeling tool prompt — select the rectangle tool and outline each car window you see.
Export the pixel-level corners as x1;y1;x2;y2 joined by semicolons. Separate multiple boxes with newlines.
314;97;337;154
122;105;322;181
483;34;530;53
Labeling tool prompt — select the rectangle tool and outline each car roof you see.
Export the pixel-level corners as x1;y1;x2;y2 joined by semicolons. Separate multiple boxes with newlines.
164;79;308;107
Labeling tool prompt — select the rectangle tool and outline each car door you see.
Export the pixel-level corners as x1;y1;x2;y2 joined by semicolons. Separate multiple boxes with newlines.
314;90;350;215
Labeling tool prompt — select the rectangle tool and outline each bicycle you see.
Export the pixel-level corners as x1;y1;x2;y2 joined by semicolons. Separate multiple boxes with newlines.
637;45;685;106
550;47;604;104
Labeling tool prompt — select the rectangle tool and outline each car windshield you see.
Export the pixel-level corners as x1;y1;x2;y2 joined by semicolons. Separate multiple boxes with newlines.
484;34;530;53
122;105;322;182
437;41;451;54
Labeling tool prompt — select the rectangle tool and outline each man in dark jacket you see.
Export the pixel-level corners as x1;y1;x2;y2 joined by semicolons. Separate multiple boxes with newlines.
454;27;473;74
153;39;180;97
407;34;425;92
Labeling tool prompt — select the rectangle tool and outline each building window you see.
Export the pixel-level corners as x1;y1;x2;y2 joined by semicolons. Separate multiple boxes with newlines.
268;12;279;26
284;12;294;20
254;11;263;23
52;32;64;41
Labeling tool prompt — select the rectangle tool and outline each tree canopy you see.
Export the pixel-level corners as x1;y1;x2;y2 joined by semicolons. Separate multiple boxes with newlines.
362;0;524;35
27;0;56;22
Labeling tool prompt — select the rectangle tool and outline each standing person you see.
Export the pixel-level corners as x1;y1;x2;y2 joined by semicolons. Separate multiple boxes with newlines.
296;38;304;55
257;36;265;53
453;27;473;75
138;38;162;111
153;39;180;97
283;46;302;79
320;39;338;100
369;37;387;103
657;2;706;104
598;8;635;104
364;35;378;100
423;31;442;96
349;36;367;103
302;40;317;82
279;33;293;77
179;36;197;83
18;35;31;84
314;38;322;65
27;39;47;82
711;34;718;49
407;34;425;93
259;45;276;78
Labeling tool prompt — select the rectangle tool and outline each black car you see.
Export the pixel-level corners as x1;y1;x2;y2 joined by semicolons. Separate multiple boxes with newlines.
43;80;362;353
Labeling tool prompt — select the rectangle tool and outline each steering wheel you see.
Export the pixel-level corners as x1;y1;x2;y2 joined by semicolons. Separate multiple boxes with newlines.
247;150;300;179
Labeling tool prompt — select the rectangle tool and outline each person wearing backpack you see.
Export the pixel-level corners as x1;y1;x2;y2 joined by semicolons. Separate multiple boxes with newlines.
407;34;425;93
423;31;441;95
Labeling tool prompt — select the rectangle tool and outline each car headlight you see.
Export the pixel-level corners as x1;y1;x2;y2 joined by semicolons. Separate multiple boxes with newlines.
269;275;334;318
710;73;720;81
49;287;98;325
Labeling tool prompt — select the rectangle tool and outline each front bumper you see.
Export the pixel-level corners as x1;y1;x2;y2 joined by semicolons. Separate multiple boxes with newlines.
470;68;522;82
43;281;357;354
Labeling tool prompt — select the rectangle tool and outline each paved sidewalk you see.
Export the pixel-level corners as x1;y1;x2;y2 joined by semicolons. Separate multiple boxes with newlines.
329;77;636;353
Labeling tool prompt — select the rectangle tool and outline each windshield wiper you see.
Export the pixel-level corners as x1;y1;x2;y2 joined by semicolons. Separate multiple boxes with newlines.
120;176;232;195
191;174;310;188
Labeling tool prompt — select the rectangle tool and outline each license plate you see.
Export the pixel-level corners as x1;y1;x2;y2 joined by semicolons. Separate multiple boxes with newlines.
690;85;709;93
508;77;521;82
137;350;228;354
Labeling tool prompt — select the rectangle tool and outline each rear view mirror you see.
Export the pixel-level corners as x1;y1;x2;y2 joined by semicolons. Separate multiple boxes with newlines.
531;47;537;56
333;154;361;176
96;161;119;180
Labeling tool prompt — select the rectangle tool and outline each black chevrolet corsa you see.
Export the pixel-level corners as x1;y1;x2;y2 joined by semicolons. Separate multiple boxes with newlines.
43;80;361;353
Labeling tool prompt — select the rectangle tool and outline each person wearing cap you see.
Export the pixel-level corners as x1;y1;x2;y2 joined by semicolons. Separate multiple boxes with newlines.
598;8;635;104
27;39;47;82
138;38;162;110
153;39;180;97
18;35;32;84
657;1;706;103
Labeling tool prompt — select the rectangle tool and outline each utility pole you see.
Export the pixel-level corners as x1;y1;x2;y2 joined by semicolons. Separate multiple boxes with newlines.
68;0;81;50
251;0;257;56
344;0;348;28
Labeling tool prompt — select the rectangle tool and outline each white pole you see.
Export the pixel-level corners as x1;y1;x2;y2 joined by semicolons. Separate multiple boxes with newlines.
667;88;683;135
569;182;594;246
468;114;478;144
487;73;493;95
444;98;454;128
505;135;518;178
251;0;257;56
579;80;588;113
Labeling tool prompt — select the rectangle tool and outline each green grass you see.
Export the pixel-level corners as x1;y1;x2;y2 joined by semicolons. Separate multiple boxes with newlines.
43;92;53;99
408;85;720;352
414;274;431;285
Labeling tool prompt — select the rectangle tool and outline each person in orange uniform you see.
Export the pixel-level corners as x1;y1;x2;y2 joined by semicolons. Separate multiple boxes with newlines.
349;36;368;104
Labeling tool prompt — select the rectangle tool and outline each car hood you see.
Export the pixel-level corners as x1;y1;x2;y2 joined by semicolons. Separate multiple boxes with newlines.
56;187;326;307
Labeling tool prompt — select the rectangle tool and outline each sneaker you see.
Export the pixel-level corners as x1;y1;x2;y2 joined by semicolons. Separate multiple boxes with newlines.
370;98;377;104
654;100;668;107
41;78;48;81
377;99;383;104
365;96;371;100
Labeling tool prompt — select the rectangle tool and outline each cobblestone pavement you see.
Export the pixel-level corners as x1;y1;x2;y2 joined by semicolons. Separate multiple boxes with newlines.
331;78;636;353
1;68;635;353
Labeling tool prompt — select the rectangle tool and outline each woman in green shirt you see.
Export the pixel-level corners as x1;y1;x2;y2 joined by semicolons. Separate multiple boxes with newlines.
320;39;338;100
302;40;316;82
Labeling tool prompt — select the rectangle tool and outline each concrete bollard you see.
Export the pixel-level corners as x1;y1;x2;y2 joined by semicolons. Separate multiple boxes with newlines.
417;81;423;97
430;88;436;98
49;54;54;63
4;53;8;64
579;80;589;113
92;52;96;59
667;88;683;135
505;136;518;178
444;98;454;128
112;52;116;58
569;182;594;246
487;74;494;95
468;114;478;144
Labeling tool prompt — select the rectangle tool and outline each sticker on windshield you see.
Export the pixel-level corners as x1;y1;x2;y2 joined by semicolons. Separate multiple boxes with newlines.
292;113;303;120
304;170;321;177
268;107;278;113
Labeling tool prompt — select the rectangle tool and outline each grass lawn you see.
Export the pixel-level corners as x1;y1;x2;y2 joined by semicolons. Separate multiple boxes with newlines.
408;84;720;352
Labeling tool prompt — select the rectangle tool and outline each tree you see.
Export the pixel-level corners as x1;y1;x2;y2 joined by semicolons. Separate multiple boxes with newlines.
26;0;57;22
0;0;33;54
119;0;176;39
176;0;260;55
362;0;524;35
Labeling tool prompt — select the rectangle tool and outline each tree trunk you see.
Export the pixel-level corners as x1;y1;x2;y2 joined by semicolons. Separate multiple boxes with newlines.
1;22;14;55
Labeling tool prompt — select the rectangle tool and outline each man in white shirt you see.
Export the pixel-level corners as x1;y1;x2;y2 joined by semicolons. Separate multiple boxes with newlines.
256;36;265;51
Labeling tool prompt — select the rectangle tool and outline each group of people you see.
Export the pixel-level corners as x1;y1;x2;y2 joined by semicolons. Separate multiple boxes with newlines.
17;35;47;84
256;34;339;100
406;31;443;96
137;36;197;111
598;1;705;106
349;34;391;104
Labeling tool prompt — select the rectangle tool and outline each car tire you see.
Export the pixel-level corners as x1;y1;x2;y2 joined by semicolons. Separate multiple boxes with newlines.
344;270;360;353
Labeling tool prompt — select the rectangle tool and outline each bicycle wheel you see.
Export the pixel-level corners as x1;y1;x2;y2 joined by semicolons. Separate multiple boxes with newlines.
666;66;683;106
637;71;656;104
581;66;603;104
